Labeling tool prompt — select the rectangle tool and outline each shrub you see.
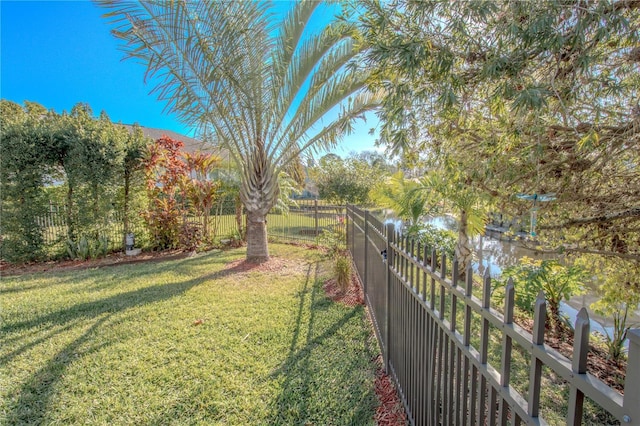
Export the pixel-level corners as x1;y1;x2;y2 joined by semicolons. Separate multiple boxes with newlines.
144;198;181;249
65;235;109;260
589;267;640;361
178;222;203;251
143;136;188;250
334;255;352;292
317;215;347;257
415;223;456;260
493;257;586;330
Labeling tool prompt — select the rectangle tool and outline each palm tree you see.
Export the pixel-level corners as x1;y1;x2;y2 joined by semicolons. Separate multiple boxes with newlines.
418;173;486;274
370;170;436;237
99;1;379;262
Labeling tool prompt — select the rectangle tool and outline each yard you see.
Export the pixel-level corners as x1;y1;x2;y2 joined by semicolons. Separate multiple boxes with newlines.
0;244;381;425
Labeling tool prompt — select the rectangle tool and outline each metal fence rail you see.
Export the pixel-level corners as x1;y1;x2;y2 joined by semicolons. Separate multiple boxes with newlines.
35;209;146;253
347;204;640;426
268;199;344;243
31;199;343;253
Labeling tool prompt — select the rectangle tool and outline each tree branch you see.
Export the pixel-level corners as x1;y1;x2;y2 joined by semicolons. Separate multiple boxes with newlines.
540;207;640;230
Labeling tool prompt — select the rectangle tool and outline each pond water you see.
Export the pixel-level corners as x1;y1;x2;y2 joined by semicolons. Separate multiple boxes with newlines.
385;215;639;345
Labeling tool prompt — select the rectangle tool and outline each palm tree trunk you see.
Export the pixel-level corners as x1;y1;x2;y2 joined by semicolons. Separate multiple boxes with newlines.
246;211;269;262
455;209;473;274
241;146;277;263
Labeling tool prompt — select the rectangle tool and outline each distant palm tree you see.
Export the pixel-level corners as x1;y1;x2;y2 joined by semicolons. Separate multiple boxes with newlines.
418;173;486;274
99;1;379;262
370;171;436;237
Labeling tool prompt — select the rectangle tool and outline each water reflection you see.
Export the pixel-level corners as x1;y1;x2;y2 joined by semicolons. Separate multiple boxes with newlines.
473;234;554;277
382;215;639;343
426;215;553;278
430;216;638;321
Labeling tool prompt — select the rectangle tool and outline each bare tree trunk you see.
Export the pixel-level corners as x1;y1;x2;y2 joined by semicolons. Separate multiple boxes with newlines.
246;211;269;262
455;209;473;273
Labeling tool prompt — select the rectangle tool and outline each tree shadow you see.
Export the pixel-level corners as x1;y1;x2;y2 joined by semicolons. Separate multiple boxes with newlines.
2;251;377;424
266;262;377;425
1;264;236;339
0;249;230;296
4;314;113;424
0;252;249;392
1;255;257;424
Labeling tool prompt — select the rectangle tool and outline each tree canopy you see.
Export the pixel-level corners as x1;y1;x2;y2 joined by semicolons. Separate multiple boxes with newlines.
311;153;391;205
361;0;640;263
0;100;150;261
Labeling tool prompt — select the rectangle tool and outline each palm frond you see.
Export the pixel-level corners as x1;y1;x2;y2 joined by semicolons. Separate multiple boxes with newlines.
98;0;378;216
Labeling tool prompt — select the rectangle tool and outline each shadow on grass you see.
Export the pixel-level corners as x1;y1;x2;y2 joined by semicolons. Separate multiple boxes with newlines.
1;252;236;341
0;249;234;296
1;254;252;424
3;250;376;424
4;314;113;425
267;262;377;425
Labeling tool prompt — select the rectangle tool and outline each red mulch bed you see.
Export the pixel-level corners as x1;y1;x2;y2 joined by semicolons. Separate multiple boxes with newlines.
322;272;407;425
222;257;300;275
0;249;191;277
517;317;627;393
374;355;408;426
322;274;364;307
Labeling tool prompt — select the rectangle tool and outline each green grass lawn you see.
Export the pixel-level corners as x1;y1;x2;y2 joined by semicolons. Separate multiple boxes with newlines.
0;244;379;425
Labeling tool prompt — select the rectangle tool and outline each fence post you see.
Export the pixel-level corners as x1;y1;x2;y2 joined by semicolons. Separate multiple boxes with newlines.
351;206;355;256
314;198;319;236
528;291;546;418
567;308;590;425
345;205;350;252
384;221;395;373
624;329;640;425
364;209;369;295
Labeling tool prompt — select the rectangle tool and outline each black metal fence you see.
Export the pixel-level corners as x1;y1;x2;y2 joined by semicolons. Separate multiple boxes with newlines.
32;199;344;253
267;199;345;243
347;204;640;426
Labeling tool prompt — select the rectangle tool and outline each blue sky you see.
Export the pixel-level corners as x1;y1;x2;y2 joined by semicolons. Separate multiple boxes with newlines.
1;0;379;158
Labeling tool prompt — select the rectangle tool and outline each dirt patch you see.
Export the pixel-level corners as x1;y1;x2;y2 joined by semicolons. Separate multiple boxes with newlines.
223;257;301;275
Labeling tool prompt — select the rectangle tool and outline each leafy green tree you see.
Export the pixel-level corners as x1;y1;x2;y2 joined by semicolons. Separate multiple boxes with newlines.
311;154;387;205
360;0;640;264
494;257;586;332
52;104;126;246
350;150;396;174
417;172;487;273
75;108;125;236
0;101;50;261
120;124;148;249
370;170;434;237
1;100;150;259
98;1;379;262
